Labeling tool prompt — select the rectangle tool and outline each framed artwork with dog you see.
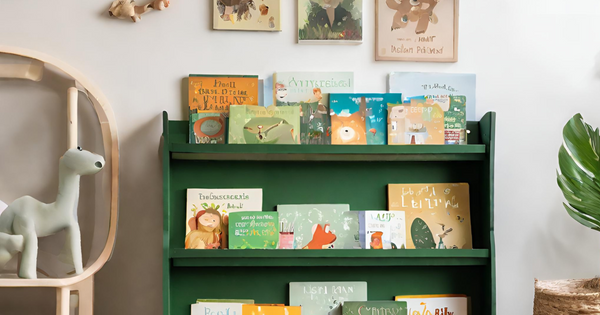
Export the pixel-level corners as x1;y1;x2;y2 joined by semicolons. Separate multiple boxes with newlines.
376;0;459;62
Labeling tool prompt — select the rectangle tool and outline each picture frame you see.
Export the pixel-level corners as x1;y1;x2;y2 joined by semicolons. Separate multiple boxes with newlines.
298;0;363;45
213;0;282;32
375;0;459;62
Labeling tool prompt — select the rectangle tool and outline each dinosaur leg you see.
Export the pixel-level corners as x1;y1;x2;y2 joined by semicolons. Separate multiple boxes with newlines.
67;224;83;274
13;216;38;279
0;233;23;269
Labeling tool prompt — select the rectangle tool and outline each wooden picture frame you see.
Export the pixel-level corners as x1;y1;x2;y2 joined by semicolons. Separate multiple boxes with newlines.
375;0;459;62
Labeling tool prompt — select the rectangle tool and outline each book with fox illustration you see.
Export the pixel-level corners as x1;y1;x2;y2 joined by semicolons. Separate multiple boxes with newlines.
388;98;445;145
229;211;279;249
185;189;262;249
388;183;471;249
289;282;367;315
229;105;300;144
277;204;360;249
394;295;468;315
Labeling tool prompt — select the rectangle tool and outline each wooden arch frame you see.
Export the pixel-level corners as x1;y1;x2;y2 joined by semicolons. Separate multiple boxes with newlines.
0;46;119;315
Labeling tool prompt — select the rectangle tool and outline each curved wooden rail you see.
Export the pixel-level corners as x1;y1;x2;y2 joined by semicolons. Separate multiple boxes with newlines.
0;46;119;314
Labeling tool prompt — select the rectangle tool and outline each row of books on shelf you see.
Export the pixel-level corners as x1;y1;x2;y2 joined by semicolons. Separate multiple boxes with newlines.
185;183;471;250
188;72;474;145
192;282;467;315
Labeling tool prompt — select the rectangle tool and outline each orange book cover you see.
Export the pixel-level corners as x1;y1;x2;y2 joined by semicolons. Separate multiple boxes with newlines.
188;75;259;116
242;305;301;315
388;183;471;249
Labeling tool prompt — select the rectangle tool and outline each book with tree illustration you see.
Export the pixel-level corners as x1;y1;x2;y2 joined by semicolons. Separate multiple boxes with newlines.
277;204;360;249
388;98;445;145
289;282;367;315
229;105;301;144
228;212;279;249
388;184;471;249
185;189;262;249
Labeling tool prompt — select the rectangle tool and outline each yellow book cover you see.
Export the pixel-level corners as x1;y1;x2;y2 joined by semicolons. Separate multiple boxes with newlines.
188;75;259;116
388;183;471;249
242;305;301;315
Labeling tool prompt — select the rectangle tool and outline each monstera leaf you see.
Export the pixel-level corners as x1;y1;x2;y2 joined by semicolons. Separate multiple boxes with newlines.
557;114;600;231
411;218;436;249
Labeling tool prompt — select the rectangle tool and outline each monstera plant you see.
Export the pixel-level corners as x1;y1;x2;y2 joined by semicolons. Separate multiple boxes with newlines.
534;114;600;314
557;114;600;230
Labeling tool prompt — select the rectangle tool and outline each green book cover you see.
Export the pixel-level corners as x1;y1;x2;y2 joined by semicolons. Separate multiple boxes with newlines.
228;105;300;144
289;282;367;315
342;302;407;315
229;212;279;249
444;95;467;145
298;101;331;145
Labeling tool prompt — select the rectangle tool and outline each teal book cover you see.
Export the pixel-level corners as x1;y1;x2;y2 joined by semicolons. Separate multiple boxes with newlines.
229;105;300;144
342;302;408;315
289;282;367;315
228;212;279;249
277;204;359;249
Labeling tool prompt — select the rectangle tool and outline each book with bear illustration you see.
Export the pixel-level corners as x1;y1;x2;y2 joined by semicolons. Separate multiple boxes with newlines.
388;183;471;249
289;282;367;315
228;211;279;249
277;204;360;249
394;295;468;315
342;301;407;315
273;72;354;108
330;94;402;145
388;98;445;145
185;189;262;249
229;105;301;144
358;211;406;249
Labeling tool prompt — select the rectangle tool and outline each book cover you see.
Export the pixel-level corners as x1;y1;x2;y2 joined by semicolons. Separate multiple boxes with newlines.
394;295;468;315
190;112;227;144
289;282;367;315
329;94;366;145
229;105;301;144
388;184;471;249
298;0;363;44
342;301;407;315
213;0;282;32
444;95;467;145
388;99;444;145
273;72;354;108
188;75;259;116
242;305;301;315
192;303;243;315
229;211;279;249
358;211;406;249
298;101;331;145
186;189;263;249
388;72;475;120
277;204;360;249
197;299;255;304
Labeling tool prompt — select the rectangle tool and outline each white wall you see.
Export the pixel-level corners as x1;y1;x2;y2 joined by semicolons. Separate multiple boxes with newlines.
1;1;600;314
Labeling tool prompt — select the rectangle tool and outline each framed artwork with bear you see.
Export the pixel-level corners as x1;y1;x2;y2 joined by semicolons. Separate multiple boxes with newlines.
376;0;459;62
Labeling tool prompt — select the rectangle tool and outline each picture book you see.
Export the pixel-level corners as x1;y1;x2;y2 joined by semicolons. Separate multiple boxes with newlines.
196;299;254;304
330;94;403;145
388;72;475;120
229;211;279;249
298;101;331;145
190;112;227;144
213;0;282;32
242;305;301;315
444;95;467;145
186;189;262;249
342;301;408;315
394;295;468;315
289;282;367;315
229;105;301;144
388;99;445;145
188;75;259;116
277;204;360;249
298;0;363;44
358;211;406;249
329;94;366;145
388;184;472;249
273;72;354;108
192;303;243;315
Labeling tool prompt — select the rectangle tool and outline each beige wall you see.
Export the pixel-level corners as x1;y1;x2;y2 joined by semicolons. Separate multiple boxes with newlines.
1;1;600;314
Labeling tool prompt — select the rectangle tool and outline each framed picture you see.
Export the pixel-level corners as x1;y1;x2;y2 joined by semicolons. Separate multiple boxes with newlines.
376;0;459;62
298;0;363;44
213;0;282;31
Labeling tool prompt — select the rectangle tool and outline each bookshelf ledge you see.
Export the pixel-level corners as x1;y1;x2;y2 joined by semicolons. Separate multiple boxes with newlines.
170;249;490;267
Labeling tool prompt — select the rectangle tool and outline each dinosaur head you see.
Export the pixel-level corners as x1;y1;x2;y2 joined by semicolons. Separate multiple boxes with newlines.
61;147;105;176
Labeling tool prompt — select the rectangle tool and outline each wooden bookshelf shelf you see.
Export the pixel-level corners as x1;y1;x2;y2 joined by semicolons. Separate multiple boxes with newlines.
170;249;491;267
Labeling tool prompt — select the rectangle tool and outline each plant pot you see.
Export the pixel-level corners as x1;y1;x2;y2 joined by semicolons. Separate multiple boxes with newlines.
534;278;600;314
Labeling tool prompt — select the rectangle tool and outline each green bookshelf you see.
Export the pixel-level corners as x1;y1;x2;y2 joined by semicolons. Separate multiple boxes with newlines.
162;111;496;315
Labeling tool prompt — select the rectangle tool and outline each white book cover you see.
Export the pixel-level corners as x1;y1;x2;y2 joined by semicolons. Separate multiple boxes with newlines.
192;303;243;315
358;211;405;249
273;72;354;106
394;296;468;315
185;189;262;249
388;72;476;120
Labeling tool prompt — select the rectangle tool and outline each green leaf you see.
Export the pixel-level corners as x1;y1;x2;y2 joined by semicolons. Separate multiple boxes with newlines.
563;203;600;231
